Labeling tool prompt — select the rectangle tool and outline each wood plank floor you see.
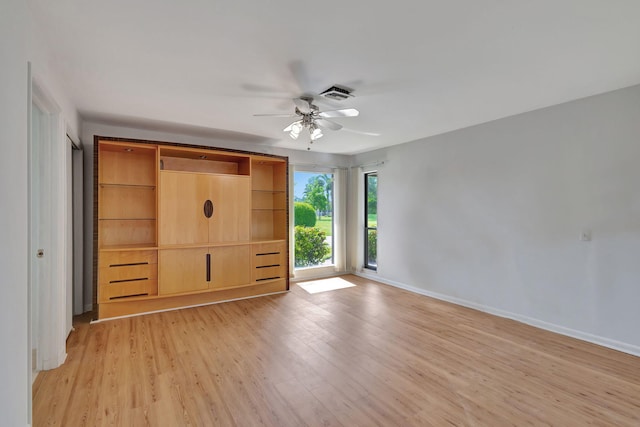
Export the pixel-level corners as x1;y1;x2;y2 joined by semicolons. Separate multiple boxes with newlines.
33;275;640;426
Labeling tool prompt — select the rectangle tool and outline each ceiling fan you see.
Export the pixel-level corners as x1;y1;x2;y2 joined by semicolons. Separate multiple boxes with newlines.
254;97;363;149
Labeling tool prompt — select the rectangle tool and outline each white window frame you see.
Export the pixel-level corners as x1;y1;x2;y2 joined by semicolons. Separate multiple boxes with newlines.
352;165;380;276
364;171;378;271
291;165;346;280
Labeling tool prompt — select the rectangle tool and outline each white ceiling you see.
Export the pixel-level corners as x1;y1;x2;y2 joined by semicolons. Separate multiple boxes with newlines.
27;1;640;154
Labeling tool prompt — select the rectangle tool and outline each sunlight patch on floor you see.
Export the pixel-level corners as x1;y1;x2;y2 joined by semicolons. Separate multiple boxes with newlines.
298;277;356;294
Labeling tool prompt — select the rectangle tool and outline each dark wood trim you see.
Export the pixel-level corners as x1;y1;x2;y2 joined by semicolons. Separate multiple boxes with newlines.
285;160;290;290
95;135;288;162
91;136;99;319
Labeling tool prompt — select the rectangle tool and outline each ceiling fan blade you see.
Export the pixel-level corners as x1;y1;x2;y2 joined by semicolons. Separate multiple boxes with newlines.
293;98;312;114
315;118;343;131
342;127;380;136
318;108;359;118
253;113;298;117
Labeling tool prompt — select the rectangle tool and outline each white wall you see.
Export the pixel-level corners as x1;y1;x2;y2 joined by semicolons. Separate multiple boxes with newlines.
353;84;640;355
0;1;30;425
0;3;80;423
81;121;351;310
26;10;80;143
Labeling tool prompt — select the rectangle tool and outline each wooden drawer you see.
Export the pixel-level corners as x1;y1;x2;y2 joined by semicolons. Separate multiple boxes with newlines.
99;263;157;286
253;242;286;263
99;250;158;302
100;250;157;268
254;251;283;267
99;279;158;302
254;264;286;282
252;242;286;282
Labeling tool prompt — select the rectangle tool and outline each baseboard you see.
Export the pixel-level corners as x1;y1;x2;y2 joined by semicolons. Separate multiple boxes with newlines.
41;350;67;371
355;272;640;358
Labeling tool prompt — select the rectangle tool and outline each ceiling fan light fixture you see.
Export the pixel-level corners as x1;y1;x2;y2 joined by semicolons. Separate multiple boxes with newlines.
287;121;303;139
311;127;323;140
267;96;368;148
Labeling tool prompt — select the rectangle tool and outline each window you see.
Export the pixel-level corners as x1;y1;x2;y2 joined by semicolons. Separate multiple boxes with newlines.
294;171;334;269
365;172;377;270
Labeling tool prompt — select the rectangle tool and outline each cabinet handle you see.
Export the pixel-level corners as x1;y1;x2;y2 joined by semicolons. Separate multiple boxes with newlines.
206;253;211;282
204;200;214;218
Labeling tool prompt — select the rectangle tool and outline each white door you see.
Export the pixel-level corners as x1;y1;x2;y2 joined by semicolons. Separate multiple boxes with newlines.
29;101;51;374
29;80;69;372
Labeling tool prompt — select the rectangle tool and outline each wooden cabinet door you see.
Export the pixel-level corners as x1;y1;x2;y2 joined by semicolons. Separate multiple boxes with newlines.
159;248;209;295
210;245;251;289
208;175;251;243
160;246;250;294
159;171;210;245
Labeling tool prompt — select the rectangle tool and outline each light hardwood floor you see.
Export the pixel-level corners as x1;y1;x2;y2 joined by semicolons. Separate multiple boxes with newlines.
33;275;640;426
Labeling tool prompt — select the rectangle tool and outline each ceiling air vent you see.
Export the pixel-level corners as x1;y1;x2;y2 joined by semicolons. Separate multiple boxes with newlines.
319;85;354;101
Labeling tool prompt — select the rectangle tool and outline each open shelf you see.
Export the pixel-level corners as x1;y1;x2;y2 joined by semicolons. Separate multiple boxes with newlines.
98;140;158;249
99;185;156;219
251;158;286;191
251;157;287;241
252;190;286;210
98;219;157;248
251;209;287;241
99;142;157;186
160;147;251;175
